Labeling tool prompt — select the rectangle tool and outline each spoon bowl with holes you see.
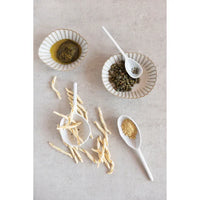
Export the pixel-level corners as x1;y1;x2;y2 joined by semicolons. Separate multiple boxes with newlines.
102;26;143;79
59;82;91;147
117;115;154;181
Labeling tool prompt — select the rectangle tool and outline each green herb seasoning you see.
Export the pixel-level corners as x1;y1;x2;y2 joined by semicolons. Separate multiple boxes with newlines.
50;39;81;64
132;67;139;75
108;61;140;92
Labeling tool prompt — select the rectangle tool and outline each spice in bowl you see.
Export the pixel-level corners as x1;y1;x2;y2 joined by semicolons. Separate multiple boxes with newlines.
108;61;140;92
132;67;139;75
50;39;81;64
121;118;137;139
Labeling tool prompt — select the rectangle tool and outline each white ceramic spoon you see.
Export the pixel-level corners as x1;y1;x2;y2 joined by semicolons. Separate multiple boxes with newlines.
59;82;91;147
102;26;143;79
117;115;154;181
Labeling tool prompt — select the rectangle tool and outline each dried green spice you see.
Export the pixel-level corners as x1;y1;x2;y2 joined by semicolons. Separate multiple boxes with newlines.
108;61;140;92
132;67;139;75
56;40;81;64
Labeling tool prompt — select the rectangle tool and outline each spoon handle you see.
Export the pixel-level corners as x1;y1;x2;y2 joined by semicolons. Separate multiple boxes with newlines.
102;26;127;59
137;148;154;181
73;82;78;113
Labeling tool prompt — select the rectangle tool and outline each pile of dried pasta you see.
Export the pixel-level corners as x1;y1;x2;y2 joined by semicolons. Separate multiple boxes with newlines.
49;76;114;174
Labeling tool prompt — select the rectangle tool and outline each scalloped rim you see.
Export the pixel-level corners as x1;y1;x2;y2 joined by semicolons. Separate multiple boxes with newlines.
102;52;157;99
38;29;88;71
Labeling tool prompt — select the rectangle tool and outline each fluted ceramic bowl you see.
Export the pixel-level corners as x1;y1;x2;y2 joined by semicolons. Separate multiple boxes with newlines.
102;53;157;99
38;29;88;71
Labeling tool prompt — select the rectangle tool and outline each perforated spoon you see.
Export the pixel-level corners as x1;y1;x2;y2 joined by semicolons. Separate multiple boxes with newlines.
59;82;91;147
102;26;143;79
117;115;153;181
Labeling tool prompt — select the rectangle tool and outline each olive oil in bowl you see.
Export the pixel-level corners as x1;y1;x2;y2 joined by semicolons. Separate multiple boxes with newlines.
50;39;81;64
39;29;88;71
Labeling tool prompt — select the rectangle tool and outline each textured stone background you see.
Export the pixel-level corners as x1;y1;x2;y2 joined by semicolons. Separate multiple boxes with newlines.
34;0;166;199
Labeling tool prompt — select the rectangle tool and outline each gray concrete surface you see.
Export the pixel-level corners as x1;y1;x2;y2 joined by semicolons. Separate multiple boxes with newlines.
34;0;166;199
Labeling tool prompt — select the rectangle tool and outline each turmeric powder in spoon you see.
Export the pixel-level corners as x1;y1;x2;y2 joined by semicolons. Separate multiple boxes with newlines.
121;119;137;139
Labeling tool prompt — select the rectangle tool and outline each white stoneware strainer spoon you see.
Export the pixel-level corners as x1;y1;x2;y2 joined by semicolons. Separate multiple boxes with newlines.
117;115;154;181
102;26;143;79
59;82;91;147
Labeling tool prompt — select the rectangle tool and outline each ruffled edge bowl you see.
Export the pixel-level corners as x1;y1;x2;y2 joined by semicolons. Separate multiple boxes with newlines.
102;52;157;99
38;29;88;71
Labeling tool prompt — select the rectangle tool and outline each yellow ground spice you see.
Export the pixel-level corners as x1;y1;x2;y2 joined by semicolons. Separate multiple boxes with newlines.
121;119;137;139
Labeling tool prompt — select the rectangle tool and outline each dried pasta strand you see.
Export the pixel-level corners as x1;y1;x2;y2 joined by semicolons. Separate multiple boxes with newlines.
53;111;68;120
57;122;82;130
64;143;79;164
77;103;87;113
68;100;87;121
67;95;74;102
65;88;83;104
94;108;114;174
68;128;80;145
67;95;87;113
69;147;79;164
77;109;85;118
77;104;88;121
97;136;102;149
69;102;85;118
92;137;106;166
93;121;107;137
71;128;80;145
66;89;91;139
99;138;106;163
77;107;85;118
91;148;99;153
91;148;110;169
91;148;101;167
103;157;111;169
68;106;74;124
48;142;72;159
107;160;115;174
98;133;114;173
67;90;88;121
91;148;100;167
54;109;83;145
73;147;83;163
79;148;97;164
69;128;83;145
54;111;71;131
68;95;87;117
105;147;114;174
68;96;85;111
97;136;103;152
51;76;62;100
98;107;111;134
105;147;112;162
93;121;108;146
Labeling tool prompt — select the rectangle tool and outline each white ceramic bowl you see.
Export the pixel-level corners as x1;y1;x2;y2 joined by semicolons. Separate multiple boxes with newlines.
102;52;157;99
38;29;88;71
